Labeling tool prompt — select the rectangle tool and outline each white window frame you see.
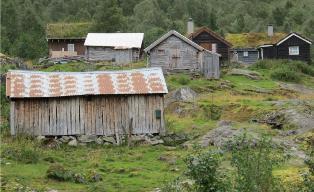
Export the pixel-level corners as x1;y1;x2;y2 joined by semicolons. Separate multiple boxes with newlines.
212;43;217;53
67;44;75;52
289;46;299;55
243;51;249;57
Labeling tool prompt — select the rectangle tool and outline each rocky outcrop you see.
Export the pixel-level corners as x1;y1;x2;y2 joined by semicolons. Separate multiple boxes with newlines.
227;68;262;80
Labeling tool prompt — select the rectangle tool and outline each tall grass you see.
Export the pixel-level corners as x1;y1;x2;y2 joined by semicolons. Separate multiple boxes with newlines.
250;60;314;82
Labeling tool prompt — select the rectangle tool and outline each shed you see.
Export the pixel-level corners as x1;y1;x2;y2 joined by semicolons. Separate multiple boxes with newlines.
6;68;167;136
258;32;312;63
231;48;259;64
188;27;232;63
84;33;144;65
46;23;92;58
144;30;220;79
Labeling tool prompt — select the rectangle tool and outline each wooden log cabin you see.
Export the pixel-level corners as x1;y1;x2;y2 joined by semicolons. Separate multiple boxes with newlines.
144;30;220;79
188;26;232;63
84;33;144;65
258;32;312;63
6;68;168;136
46;23;91;58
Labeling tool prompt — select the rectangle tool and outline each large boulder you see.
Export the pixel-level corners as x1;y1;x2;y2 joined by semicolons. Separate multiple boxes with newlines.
173;87;197;102
228;68;261;80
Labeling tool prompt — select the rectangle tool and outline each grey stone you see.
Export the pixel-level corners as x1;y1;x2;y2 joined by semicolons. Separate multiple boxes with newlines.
217;120;233;127
173;87;197;102
59;136;70;143
102;136;116;144
68;139;78;147
96;137;104;145
279;83;314;94
228;68;261;80
148;139;164;145
77;135;97;143
36;136;46;141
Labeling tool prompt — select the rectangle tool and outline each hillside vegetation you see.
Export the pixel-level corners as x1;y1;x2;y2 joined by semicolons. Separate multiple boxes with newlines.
1;0;314;60
1;59;314;191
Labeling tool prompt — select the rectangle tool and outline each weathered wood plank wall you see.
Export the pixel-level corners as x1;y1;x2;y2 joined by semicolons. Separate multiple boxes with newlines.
86;47;140;64
10;95;165;136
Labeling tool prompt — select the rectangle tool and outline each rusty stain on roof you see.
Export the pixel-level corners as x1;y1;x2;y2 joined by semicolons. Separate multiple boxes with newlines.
6;68;168;98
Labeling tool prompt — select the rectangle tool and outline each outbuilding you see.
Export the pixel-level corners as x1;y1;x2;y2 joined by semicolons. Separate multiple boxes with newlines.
84;33;144;65
231;48;259;64
144;30;220;79
6;68;167;136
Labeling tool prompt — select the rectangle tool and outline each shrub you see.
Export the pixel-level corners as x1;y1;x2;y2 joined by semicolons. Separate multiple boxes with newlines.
201;104;222;120
177;75;190;85
228;134;286;192
2;146;40;164
185;150;228;192
270;67;301;82
46;164;74;181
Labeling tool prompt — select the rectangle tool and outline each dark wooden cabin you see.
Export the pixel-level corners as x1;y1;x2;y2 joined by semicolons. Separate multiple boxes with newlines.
188;27;232;63
258;33;312;63
6;68;168;136
46;23;91;58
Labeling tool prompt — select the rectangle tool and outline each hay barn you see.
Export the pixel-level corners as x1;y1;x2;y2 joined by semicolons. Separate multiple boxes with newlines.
6;68;167;136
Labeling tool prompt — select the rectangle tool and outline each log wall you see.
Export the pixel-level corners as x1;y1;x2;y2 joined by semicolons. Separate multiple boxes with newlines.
10;95;165;136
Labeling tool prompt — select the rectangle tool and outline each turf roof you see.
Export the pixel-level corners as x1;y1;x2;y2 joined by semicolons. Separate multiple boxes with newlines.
46;22;92;39
225;32;287;48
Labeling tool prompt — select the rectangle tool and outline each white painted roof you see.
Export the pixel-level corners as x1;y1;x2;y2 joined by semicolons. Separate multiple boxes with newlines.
84;33;144;48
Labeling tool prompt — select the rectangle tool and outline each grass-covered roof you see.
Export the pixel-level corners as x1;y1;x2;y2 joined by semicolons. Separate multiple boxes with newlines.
46;22;92;39
225;32;287;48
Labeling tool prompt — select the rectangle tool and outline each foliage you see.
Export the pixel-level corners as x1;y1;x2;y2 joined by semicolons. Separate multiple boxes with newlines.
228;133;286;192
1;0;314;59
251;59;314;82
2;146;40;164
270;67;301;82
46;164;74;181
201;104;222;120
0;85;10;122
177;75;191;85
185;150;228;192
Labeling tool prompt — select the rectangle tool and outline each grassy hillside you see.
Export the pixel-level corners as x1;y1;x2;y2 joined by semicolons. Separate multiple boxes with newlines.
1;60;314;191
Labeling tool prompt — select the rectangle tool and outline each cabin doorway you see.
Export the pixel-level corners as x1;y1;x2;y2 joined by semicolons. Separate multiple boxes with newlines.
170;49;181;69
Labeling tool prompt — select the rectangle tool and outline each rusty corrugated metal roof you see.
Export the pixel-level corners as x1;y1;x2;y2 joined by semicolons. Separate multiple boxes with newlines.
6;68;168;98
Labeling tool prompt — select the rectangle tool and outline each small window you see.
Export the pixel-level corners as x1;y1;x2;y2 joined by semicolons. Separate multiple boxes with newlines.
243;51;249;57
67;44;75;52
157;49;165;55
289;46;299;55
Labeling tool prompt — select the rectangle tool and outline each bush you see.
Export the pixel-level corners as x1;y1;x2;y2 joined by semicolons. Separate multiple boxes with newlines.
185;150;228;192
177;75;190;85
270;67;301;82
201;104;222;120
2;146;40;164
46;164;74;182
228;134;285;192
251;59;314;82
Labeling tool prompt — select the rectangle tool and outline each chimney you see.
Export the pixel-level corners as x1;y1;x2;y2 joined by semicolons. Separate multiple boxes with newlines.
187;18;194;34
267;24;273;37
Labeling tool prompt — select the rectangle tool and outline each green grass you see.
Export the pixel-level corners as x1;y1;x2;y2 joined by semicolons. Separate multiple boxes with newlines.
1;139;189;192
223;75;278;90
